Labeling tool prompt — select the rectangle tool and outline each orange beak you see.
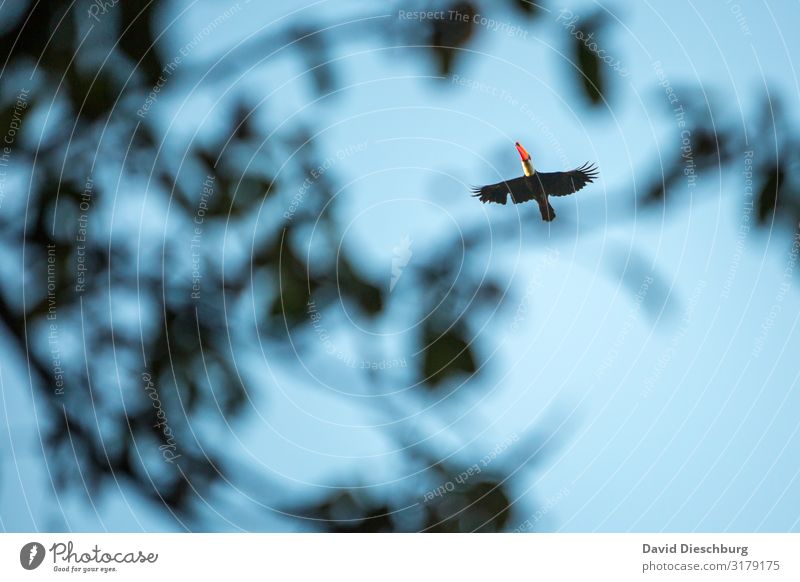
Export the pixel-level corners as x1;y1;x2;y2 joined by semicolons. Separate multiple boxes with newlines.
515;141;530;161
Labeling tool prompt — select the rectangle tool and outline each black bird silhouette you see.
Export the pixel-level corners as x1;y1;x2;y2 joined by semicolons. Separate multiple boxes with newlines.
471;142;598;221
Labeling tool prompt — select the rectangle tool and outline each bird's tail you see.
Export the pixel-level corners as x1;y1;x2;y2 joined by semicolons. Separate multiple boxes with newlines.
538;198;556;222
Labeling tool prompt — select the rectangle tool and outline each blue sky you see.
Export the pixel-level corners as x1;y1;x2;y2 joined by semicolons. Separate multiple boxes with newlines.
2;0;799;532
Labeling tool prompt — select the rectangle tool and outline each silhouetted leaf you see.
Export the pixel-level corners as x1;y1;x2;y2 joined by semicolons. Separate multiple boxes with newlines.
757;164;784;224
424;479;512;532
294;28;335;94
512;0;542;18
67;69;118;121
0;3;71;69
574;29;603;105
429;1;476;75
119;0;163;85
224;176;276;217
337;257;384;316
270;248;314;325
298;491;395;532
231;100;255;141
422;323;477;386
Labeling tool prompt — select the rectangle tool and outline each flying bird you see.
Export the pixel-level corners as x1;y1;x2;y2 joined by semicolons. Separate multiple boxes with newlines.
471;142;598;221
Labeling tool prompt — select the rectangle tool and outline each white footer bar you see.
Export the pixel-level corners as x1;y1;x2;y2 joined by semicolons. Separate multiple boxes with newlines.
1;534;796;580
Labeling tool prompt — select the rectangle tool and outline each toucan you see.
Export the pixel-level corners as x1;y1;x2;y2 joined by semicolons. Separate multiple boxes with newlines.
471;142;598;221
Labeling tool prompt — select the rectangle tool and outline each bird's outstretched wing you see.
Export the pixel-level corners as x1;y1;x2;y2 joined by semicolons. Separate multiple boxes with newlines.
535;163;598;197
470;176;531;205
